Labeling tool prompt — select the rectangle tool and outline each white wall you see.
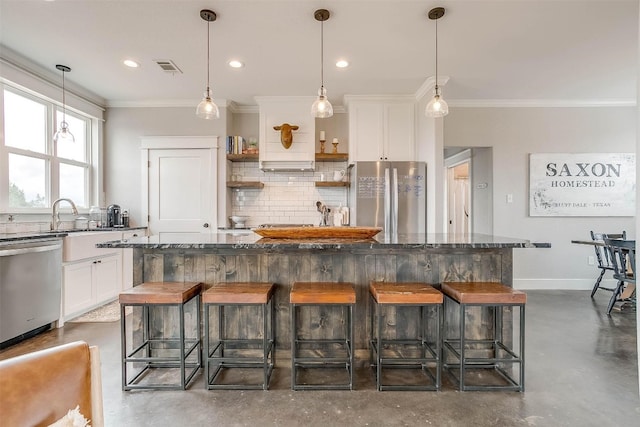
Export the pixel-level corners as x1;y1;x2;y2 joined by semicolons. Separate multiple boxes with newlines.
445;107;637;290
104;107;228;227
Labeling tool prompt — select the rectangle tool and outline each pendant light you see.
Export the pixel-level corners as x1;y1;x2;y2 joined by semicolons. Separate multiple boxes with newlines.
425;7;449;118
196;9;220;120
311;9;333;118
53;64;74;144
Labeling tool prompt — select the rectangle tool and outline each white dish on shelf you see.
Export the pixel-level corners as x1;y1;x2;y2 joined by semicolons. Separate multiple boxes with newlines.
230;215;249;228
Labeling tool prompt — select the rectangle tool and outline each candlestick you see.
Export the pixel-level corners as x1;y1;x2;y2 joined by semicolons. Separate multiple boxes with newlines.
332;141;339;153
320;140;325;153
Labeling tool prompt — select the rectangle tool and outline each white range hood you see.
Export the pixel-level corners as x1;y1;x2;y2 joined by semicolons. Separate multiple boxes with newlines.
256;96;316;171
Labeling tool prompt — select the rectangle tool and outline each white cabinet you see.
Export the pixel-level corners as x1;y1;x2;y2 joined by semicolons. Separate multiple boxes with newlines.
61;231;123;319
63;254;120;317
347;97;416;162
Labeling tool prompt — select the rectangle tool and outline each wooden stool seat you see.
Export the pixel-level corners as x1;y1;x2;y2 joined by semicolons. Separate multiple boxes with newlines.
370;282;443;305
119;281;202;305
369;282;442;391
441;282;526;305
290;282;355;304
290;282;355;390
204;282;276;390
119;282;203;390
203;282;275;304
442;281;525;392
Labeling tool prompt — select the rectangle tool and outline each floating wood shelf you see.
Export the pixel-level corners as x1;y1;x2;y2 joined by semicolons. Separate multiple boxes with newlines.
315;153;348;162
227;154;259;162
227;181;264;189
315;181;349;187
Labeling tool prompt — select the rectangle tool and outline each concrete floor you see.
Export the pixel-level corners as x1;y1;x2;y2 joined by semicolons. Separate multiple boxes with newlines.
1;290;638;426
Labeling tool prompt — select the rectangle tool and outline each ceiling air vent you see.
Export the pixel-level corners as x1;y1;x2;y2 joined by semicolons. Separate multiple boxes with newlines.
153;59;183;74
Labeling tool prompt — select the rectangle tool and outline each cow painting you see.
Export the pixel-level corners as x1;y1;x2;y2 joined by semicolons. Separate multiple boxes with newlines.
273;123;299;149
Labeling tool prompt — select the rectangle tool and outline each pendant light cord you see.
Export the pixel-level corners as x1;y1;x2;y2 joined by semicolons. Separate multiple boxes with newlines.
434;17;439;94
206;21;210;91
320;19;324;89
61;70;66;122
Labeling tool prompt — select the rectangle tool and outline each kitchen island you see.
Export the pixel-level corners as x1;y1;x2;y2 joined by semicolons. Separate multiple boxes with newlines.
99;232;549;357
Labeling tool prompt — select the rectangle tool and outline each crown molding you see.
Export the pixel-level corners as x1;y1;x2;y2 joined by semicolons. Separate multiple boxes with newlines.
415;76;450;101
449;99;637;108
106;98;231;108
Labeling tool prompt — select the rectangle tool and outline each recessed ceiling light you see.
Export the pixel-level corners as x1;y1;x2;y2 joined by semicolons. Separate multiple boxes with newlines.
228;60;244;68
336;60;349;68
123;59;139;68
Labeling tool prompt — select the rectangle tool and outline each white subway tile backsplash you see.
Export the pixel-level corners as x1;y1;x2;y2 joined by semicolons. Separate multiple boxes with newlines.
230;164;348;227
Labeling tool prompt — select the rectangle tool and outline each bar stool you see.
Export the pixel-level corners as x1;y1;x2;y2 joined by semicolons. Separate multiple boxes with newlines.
202;282;276;390
442;281;526;391
119;281;202;390
369;282;443;391
290;282;355;390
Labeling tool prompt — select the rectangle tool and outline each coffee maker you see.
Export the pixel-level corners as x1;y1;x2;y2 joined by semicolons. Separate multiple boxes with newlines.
107;204;122;227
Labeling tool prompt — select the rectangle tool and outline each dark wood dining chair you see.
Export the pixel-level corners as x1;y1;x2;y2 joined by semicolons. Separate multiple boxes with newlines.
590;231;626;297
603;238;635;315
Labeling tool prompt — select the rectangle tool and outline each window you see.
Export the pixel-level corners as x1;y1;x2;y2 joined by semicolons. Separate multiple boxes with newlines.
1;85;93;211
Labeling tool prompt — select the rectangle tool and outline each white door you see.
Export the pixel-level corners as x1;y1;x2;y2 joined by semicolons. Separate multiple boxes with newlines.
446;161;470;236
148;148;215;237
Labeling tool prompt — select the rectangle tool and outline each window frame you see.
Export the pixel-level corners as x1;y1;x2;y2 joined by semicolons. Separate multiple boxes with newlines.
1;83;95;213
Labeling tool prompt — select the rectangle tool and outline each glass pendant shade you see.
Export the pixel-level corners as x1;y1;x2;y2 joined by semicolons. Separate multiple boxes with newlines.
425;90;449;118
53;121;75;144
311;86;333;118
196;88;220;119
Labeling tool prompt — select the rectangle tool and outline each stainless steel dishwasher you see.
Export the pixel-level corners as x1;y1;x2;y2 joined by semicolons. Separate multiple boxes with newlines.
0;238;62;347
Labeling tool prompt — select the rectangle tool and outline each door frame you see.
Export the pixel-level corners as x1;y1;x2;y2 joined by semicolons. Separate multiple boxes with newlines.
140;136;220;232
444;149;472;235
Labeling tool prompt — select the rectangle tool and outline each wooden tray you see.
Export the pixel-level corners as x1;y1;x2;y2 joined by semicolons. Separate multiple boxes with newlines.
253;226;382;239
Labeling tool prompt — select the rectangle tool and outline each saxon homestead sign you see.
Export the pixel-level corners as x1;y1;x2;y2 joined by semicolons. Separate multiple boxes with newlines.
529;153;636;216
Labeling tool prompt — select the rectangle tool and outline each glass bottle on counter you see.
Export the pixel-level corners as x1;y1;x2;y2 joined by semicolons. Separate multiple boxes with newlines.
89;206;101;229
121;209;130;228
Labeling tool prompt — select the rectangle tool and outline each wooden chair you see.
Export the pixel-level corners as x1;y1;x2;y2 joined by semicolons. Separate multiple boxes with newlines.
603;238;636;315
590;231;626;297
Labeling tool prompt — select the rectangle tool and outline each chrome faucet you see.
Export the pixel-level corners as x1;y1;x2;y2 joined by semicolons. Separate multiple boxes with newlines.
51;198;78;231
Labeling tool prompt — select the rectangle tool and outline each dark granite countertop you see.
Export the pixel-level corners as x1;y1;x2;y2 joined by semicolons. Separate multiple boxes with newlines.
0;227;146;244
96;232;551;250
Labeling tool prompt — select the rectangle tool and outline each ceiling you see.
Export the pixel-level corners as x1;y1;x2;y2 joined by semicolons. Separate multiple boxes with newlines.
0;0;637;109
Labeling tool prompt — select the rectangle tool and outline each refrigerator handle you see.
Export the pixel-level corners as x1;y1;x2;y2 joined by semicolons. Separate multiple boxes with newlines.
392;168;398;235
384;168;391;233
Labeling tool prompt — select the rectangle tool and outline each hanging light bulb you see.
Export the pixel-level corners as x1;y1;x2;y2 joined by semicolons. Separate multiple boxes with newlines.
311;9;333;118
53;64;75;144
196;9;220;120
425;7;449;118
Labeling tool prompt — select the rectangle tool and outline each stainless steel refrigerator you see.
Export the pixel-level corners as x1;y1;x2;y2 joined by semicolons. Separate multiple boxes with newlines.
349;161;426;234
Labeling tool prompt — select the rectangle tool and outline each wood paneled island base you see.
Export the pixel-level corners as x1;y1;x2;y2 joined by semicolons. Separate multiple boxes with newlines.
99;233;549;365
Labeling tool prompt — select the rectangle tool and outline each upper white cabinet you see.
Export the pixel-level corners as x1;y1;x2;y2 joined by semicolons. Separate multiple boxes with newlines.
256;96;316;171
346;96;416;162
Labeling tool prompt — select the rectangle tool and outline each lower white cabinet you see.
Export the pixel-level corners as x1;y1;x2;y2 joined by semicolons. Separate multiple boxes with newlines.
63;253;121;318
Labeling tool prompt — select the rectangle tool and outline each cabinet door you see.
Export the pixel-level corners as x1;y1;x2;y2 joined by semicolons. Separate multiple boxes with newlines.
350;103;385;161
95;255;121;303
384;103;415;161
63;261;94;316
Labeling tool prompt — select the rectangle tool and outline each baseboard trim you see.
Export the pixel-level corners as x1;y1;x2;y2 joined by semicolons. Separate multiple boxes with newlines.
514;278;617;291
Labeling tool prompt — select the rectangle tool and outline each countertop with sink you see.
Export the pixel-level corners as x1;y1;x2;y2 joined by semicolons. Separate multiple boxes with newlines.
0;227;147;244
